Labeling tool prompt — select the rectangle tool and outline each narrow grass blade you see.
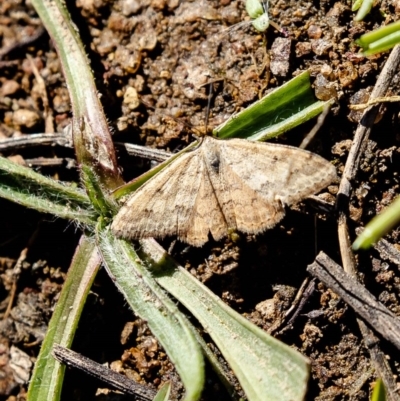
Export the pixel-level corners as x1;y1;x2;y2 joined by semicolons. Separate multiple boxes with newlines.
27;236;100;401
142;239;310;401
356;21;400;55
353;196;400;250
214;71;331;141
354;0;374;21
363;31;400;56
352;0;363;11
0;156;95;224
153;382;171;401
97;230;204;401
371;379;387;401
357;21;400;47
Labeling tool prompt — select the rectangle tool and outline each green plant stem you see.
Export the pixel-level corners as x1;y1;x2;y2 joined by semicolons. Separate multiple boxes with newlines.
27;236;100;401
31;0;122;189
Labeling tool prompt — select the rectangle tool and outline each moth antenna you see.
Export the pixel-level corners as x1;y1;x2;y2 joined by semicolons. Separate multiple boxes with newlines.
299;104;331;150
205;82;213;137
211;20;253;43
262;0;269;14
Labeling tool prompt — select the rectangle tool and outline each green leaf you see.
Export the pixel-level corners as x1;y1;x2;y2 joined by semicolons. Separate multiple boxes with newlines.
0;156;95;224
97;230;205;401
357;21;400;47
190;328;241;399
153;382;171;401
142;239;310;401
214;71;332;141
31;0;122;188
353;196;400;250
371;379;387;401
27;236;100;401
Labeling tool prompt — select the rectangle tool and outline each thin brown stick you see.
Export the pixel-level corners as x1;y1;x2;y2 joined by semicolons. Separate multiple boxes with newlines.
0;132;72;151
338;220;400;400
334;45;400;400
52;344;158;400
308;252;400;347
3;225;41;320
349;95;400;110
0;131;174;163
0;26;46;60
308;252;400;401
299;104;331;150
27;54;55;133
25;157;70;167
269;278;318;335
337;45;400;202
373;238;400;265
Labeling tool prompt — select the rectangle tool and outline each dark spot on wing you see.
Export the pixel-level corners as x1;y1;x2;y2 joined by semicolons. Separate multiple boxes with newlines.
210;155;220;172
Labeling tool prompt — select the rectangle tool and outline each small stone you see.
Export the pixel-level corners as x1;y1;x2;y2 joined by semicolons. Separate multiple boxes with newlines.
114;46;142;74
338;61;358;88
307;25;322;39
0;80;20;96
122;0;141;16
320;64;334;79
311;38;333;56
167;0;179;8
123;87;140;110
151;0;166;11
348;88;371;123
331;140;352;156
295;42;312;57
138;30;158;51
349;205;362;222
314;74;337;101
12;109;41;129
9;346;32;384
255;299;277;320
270;37;291;77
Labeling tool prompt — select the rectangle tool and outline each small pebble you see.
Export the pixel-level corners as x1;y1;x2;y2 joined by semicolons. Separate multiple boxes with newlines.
270;37;291;77
0;80;20;97
12;109;41;129
122;0;141;16
314;74;337;101
123;87;140;110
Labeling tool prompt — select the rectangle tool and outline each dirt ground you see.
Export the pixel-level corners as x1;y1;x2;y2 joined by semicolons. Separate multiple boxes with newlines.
1;0;400;400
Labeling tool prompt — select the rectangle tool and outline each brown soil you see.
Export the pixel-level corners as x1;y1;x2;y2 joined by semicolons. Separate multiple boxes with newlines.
1;0;400;400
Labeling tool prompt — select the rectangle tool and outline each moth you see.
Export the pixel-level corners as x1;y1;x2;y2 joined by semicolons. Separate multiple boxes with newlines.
111;136;336;247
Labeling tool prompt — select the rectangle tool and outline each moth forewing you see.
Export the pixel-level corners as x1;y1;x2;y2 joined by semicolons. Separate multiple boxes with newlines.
111;137;337;247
